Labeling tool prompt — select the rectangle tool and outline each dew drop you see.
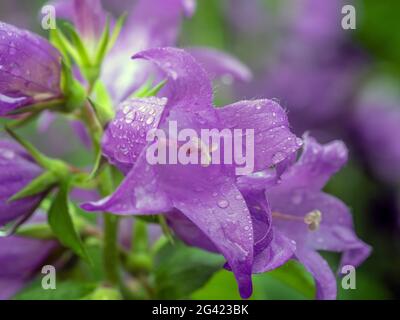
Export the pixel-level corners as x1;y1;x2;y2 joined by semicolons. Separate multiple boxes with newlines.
217;199;229;209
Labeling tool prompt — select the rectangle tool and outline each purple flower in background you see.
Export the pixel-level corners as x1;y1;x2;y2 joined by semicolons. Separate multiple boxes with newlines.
52;0;107;51
353;99;400;184
239;135;371;299
0;213;57;300
0;22;62;116
82;47;301;298
0;139;46;227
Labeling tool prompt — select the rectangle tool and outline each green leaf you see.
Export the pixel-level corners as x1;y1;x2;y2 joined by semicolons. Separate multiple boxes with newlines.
48;181;89;261
9;171;57;202
266;260;315;298
14;279;96;300
154;241;224;299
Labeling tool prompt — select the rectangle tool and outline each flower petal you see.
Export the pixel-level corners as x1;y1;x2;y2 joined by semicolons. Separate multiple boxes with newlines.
132;47;214;120
0;236;56;299
102;97;167;173
279;135;348;190
217;99;302;171
187;47;252;83
50;0;106;45
0;22;61;115
252;229;296;273
171;178;254;299
81;154;173;214
0;139;44;226
295;249;337;300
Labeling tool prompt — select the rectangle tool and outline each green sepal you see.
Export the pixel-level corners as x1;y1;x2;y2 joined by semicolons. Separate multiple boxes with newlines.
62;22;91;67
133;78;168;98
50;27;82;67
8;171;58;202
94;17;111;66
158;215;174;244
107;12;128;53
89;81;115;125
48;180;90;262
15;223;55;240
142;79;168;97
61;61;87;112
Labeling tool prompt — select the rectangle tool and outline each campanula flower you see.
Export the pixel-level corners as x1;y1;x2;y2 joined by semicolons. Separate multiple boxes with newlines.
352;94;400;184
0;213;57;300
238;135;371;299
0;22;62;116
82;47;302;298
0;139;45;226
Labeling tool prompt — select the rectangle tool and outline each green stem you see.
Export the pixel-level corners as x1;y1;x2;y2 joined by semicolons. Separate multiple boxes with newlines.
98;167;120;286
103;213;120;285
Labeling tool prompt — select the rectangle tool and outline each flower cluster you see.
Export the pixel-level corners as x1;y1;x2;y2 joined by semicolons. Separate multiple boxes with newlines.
0;0;371;300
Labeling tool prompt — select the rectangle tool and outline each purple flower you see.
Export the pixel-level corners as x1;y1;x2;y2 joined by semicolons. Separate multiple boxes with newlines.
0;213;57;300
239;135;371;299
51;0;247;105
51;0;107;51
352;99;400;184
0;21;62;116
0;139;44;226
101;0;246;104
82;47;301;298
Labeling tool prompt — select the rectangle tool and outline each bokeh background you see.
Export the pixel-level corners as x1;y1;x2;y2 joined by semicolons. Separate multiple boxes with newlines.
1;0;399;299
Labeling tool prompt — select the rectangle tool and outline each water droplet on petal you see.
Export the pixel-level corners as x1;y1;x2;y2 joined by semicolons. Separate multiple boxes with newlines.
217;199;229;209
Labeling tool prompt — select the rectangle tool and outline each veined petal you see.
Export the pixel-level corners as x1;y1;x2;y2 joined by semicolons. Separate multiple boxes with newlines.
295;249;337;300
81;154;173;215
171;178;254;299
102;97;167;173
187;47;252;83
0;139;44;226
0;22;61;115
167;210;218;253
252;229;296;273
0;237;55;299
132;47;214;122
217;99;302;172
280;135;348;190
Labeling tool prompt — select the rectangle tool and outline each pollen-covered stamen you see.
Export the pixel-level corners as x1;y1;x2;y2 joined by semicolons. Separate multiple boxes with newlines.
272;209;323;231
187;136;218;167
